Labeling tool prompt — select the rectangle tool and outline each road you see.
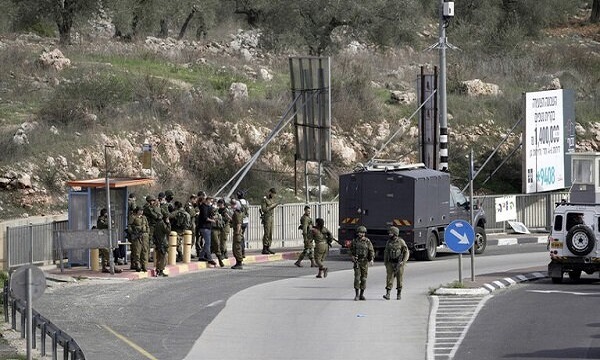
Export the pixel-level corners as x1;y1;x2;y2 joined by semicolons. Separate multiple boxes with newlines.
34;244;548;360
453;274;600;359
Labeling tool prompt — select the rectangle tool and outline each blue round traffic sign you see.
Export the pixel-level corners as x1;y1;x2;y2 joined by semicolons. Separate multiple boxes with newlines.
444;220;475;253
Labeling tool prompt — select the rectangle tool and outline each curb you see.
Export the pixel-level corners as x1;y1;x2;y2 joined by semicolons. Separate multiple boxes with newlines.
487;235;548;246
433;271;547;296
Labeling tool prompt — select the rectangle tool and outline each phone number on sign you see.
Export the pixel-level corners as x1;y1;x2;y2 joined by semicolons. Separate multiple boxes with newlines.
536;167;555;186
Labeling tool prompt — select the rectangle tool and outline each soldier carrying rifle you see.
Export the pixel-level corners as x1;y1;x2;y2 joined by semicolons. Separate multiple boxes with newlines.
383;226;410;300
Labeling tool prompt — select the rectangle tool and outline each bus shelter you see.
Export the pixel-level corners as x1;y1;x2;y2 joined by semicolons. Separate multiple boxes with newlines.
64;177;154;267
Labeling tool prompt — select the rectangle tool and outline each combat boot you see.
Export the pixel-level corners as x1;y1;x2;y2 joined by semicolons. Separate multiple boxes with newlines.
261;246;269;254
310;258;318;267
359;289;366;301
294;260;303;267
217;255;225;268
397;289;402;300
383;289;391;300
316;269;323;278
231;261;243;270
323;267;328;278
354;289;359;301
267;247;275;254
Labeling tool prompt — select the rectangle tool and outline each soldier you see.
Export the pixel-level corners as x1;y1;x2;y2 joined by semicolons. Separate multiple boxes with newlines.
210;205;225;267
153;214;170;277
230;199;244;269
236;190;250;258
217;198;232;260
350;226;374;301
170;201;191;262
260;187;278;254
143;195;163;263
383;226;410;300
164;189;175;213
194;191;207;257
96;209;122;273
128;207;150;272
312;217;334;278
295;206;316;267
185;194;198;258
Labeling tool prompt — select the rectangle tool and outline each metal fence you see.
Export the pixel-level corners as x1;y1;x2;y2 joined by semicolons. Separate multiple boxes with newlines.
6;221;68;269
474;191;568;233
3;281;85;359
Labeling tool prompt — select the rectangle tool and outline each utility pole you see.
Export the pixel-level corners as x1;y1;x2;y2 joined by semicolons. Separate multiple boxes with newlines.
438;0;454;172
105;144;115;275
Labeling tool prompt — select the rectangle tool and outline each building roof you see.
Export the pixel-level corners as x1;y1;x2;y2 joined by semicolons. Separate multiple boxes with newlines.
66;177;155;189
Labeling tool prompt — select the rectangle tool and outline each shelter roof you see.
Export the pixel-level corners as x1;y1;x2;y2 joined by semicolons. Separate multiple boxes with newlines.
66;177;155;189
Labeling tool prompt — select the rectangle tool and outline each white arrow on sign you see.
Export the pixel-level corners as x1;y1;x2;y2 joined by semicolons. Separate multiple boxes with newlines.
528;290;600;296
450;228;470;244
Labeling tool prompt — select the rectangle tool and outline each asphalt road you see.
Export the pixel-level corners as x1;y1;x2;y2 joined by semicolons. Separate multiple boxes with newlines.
34;243;549;360
453;274;600;360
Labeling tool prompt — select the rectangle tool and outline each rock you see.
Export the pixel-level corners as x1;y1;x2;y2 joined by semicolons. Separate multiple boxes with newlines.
240;48;252;61
390;91;416;104
229;82;248;101
16;173;32;189
13;129;28;145
458;79;502;97
38;49;71;71
50;126;59;135
259;68;273;81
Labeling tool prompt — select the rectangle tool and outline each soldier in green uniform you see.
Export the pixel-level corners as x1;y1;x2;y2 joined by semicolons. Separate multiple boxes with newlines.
311;218;334;278
295;206;316;267
128;207;150;272
97;208;121;273
153;214;170;277
383;226;410;300
260;188;279;254
350;226;374;301
169;201;191;262
230;199;244;269
217;198;232;259
185;194;198;258
143;195;163;264
210;205;225;267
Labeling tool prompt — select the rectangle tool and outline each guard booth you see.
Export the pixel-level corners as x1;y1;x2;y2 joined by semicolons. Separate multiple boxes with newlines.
63;177;154;267
570;152;600;203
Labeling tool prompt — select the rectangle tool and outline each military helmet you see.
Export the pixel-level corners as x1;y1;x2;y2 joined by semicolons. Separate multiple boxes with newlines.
356;225;367;233
165;189;174;198
146;195;156;202
389;226;400;236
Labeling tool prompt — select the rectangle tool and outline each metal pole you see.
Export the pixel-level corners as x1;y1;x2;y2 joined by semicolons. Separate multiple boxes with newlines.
105;145;115;275
458;253;462;285
26;267;32;360
439;0;448;171
304;161;309;203
29;224;33;264
318;161;323;219
470;148;475;281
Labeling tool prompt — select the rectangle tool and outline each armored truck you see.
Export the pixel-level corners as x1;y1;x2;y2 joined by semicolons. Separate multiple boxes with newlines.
338;162;487;260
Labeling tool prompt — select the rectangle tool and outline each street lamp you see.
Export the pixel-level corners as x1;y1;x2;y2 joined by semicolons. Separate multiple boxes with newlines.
105;144;115;274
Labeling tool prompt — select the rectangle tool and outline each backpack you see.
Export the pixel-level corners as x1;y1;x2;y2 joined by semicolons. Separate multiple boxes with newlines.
176;210;192;230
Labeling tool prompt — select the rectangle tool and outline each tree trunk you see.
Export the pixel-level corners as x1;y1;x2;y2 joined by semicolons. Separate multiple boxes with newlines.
178;8;197;40
158;18;168;38
56;0;75;45
592;0;600;23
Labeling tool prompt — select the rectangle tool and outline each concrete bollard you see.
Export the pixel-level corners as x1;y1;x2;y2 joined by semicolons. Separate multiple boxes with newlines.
90;249;100;272
168;231;178;266
183;230;192;263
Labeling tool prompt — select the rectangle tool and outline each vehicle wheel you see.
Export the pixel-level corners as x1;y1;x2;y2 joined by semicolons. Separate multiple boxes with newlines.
551;276;563;284
471;227;487;255
566;224;595;256
417;232;437;261
568;270;582;282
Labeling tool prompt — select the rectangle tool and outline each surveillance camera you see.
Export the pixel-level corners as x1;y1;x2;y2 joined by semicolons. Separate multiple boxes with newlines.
443;2;454;17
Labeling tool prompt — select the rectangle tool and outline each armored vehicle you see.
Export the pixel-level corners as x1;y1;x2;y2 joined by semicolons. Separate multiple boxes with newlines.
338;162;487;260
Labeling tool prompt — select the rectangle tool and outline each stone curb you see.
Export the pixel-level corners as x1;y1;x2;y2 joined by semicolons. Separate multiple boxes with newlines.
433;271;547;296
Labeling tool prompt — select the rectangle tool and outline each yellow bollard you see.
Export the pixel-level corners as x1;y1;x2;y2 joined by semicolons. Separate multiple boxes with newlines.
168;231;178;266
90;249;100;272
183;230;192;263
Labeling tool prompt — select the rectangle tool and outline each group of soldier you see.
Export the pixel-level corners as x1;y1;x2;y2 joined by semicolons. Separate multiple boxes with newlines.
99;186;410;300
294;207;410;301
118;189;250;276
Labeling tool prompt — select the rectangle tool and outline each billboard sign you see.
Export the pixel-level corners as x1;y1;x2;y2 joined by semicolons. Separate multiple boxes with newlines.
523;89;575;193
495;195;516;222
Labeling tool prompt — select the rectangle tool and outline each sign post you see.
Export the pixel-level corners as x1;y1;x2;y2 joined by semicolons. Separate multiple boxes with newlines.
445;220;475;285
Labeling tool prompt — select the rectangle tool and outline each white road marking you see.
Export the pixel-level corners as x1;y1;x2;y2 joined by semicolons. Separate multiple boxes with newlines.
528;290;600;296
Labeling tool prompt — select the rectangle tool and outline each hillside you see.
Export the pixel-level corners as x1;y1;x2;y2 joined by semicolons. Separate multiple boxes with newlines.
1;4;600;220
